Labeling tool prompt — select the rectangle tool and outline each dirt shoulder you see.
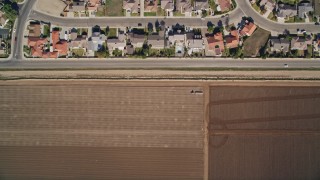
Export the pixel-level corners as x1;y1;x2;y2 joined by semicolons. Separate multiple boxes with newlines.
1;70;320;80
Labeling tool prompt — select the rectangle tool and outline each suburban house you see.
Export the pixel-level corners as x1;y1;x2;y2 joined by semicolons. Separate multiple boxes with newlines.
277;3;297;19
185;32;204;54
314;0;320;18
161;0;174;16
49;29;68;58
88;26;107;52
314;34;320;53
28;22;42;37
0;11;8;27
147;33;165;49
194;0;210;12
69;30;88;53
125;44;135;55
225;29;239;49
123;0;140;14
259;0;276;11
168;30;186;56
0;28;10;40
107;30;126;54
217;0;232;12
145;0;158;12
291;36;312;51
69;0;86;12
239;21;257;36
206;32;225;56
87;0;102;12
127;32;146;48
28;37;48;57
298;1;314;18
176;0;193;16
268;37;290;53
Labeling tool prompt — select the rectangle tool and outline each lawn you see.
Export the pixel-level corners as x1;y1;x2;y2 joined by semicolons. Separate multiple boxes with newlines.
106;0;124;16
173;11;184;16
267;12;277;21
252;3;261;13
243;28;271;57
278;0;297;5
43;25;50;37
144;12;157;16
72;49;85;57
108;28;117;37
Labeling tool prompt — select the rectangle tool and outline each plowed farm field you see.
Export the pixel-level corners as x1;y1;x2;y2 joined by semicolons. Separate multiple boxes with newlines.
209;85;320;180
1;80;320;180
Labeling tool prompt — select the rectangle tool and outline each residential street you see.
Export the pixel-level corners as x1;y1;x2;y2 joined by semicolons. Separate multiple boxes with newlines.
3;0;320;70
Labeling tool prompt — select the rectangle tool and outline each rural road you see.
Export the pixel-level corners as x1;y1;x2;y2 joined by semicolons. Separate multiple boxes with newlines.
1;59;320;69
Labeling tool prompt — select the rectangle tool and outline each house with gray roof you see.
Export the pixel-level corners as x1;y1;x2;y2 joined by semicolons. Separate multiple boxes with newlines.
127;32;146;48
176;0;193;16
147;34;165;49
194;0;209;11
123;0;140;14
268;37;290;53
161;0;174;16
298;1;313;18
314;0;320;17
260;0;276;11
107;30;127;53
69;0;86;12
88;26;107;52
0;28;10;40
291;36;312;51
277;3;297;18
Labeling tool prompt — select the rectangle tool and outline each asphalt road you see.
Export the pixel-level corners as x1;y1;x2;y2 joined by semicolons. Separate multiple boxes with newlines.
14;0;36;59
2;0;319;70
1;59;320;69
237;0;320;34
28;7;244;28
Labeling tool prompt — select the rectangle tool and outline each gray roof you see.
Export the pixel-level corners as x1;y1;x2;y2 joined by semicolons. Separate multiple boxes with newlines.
269;38;290;52
188;39;204;49
194;0;209;10
260;0;275;11
128;33;145;46
0;28;9;39
277;4;297;18
298;2;313;18
176;0;193;13
291;36;312;50
147;34;165;48
161;0;174;10
315;0;320;16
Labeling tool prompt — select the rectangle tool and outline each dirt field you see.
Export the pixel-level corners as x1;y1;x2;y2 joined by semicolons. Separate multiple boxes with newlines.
36;0;66;17
1;80;320;179
243;28;271;57
0;81;204;179
209;85;320;179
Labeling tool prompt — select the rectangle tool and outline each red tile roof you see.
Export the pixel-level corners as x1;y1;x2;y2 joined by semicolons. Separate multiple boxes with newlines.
28;37;48;57
240;22;257;36
218;0;232;12
55;40;68;56
225;30;239;48
207;32;225;53
52;30;60;50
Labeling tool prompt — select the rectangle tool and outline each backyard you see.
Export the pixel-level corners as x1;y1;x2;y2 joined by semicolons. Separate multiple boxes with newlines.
104;0;124;16
243;28;271;57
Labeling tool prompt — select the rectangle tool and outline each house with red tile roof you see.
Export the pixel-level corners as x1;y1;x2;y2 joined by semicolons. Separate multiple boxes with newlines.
240;22;257;37
225;29;239;49
87;0;101;11
217;0;232;12
51;29;69;58
206;32;224;56
28;37;48;57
